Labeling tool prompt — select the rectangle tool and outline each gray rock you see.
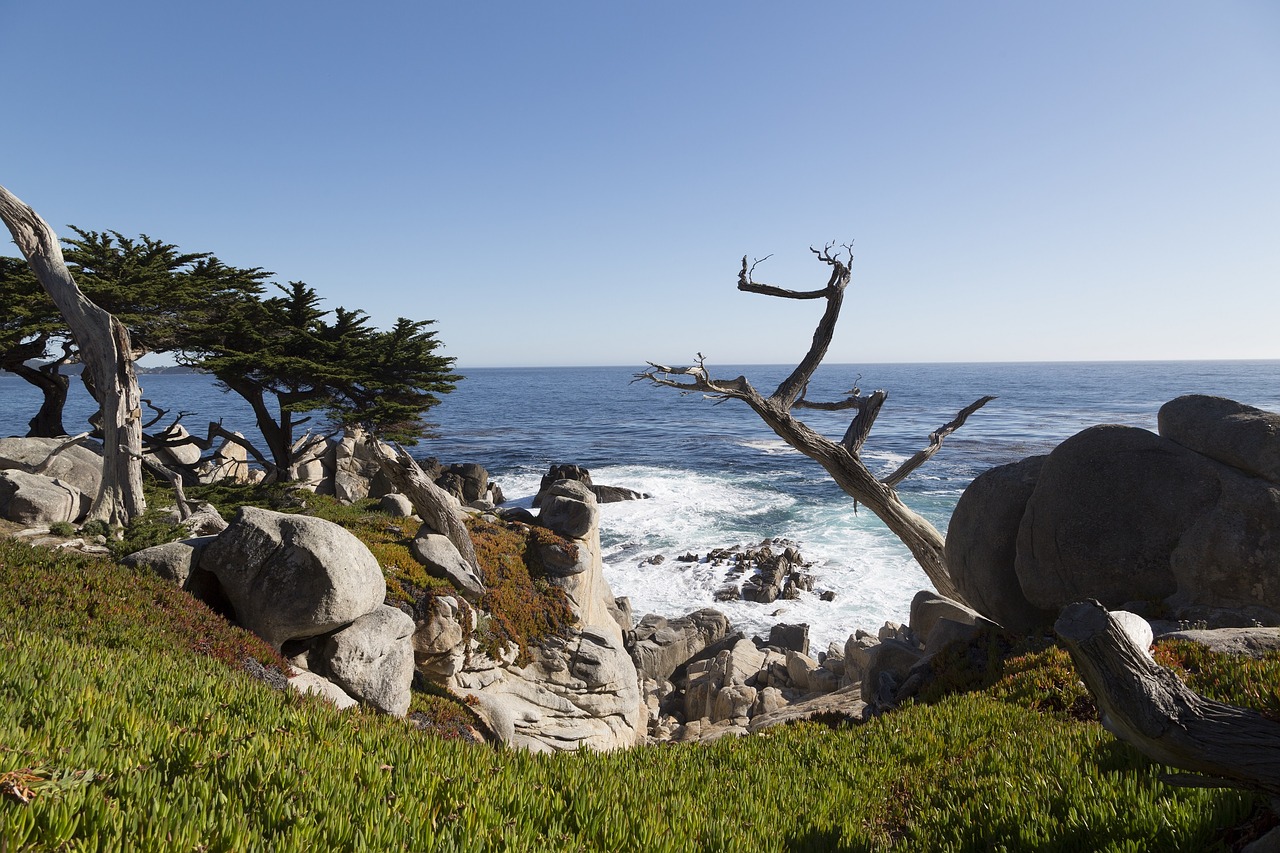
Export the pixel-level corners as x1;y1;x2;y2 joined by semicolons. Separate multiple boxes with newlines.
747;684;867;733
0;470;88;525
860;638;924;705
538;480;598;540
785;650;819;692
768;623;810;655
379;493;415;517
945;455;1055;635
121;536;218;588
909;590;986;646
413;595;468;679
628;609;732;682
149;423;202;467
288;668;358;710
322;605;416;717
201;506;386;649
590;484;646;503
1156;626;1280;659
1160;395;1280;484
711;683;757;723
0;437;102;499
1015;425;1219;610
410;530;487;602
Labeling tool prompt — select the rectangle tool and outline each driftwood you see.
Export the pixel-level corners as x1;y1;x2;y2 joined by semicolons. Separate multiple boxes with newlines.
637;246;992;603
363;437;481;578
0;184;145;527
1056;600;1280;799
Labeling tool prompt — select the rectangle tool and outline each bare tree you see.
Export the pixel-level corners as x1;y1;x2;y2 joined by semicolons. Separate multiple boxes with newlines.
637;245;992;603
0;184;145;528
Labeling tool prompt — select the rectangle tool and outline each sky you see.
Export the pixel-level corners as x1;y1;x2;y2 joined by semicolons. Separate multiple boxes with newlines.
1;2;1278;368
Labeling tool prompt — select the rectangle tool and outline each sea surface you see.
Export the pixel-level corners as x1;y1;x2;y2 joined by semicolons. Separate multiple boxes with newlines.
3;361;1277;651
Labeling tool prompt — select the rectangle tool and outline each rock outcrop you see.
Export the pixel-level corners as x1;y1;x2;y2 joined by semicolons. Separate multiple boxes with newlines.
443;478;643;752
0;469;90;525
947;396;1280;633
532;463;647;507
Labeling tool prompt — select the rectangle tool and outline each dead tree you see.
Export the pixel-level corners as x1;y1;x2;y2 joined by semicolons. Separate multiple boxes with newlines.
0;184;145;528
1056;600;1280;803
637;246;992;603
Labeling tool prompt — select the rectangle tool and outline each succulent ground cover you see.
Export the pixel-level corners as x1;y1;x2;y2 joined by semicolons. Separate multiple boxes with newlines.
1;498;1275;850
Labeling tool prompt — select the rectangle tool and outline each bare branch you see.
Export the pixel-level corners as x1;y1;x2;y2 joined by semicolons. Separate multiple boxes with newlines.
841;389;888;454
880;395;996;487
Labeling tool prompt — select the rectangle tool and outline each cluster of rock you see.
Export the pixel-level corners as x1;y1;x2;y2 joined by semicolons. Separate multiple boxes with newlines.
655;540;826;605
531;464;648;506
625;589;994;744
946;395;1280;635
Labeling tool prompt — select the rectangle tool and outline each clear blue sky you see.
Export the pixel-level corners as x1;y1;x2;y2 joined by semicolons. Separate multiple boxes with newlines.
2;2;1277;367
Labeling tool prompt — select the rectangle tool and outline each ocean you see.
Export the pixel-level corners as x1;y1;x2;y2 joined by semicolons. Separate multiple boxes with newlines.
3;361;1277;651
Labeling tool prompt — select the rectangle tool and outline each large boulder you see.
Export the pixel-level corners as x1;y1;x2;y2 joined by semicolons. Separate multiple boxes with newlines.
321;605;415;717
1015;425;1220;611
0;470;90;525
1159;395;1280;484
121;536;218;588
200;506;386;648
0;437;102;499
945;455;1055;635
948;399;1280;631
538;480;598;540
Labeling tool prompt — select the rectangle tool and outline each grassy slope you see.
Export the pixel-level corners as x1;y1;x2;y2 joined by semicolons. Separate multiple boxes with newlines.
0;527;1273;851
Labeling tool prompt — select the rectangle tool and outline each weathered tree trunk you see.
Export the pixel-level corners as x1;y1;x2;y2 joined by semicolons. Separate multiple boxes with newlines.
0;184;145;527
363;437;481;577
1056;600;1280;799
7;361;69;438
639;247;992;604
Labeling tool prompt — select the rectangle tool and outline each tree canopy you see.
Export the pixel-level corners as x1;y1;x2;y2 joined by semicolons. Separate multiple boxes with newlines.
3;230;459;482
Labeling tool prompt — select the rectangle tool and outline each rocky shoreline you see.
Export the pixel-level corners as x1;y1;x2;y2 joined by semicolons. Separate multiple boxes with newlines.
5;393;1280;754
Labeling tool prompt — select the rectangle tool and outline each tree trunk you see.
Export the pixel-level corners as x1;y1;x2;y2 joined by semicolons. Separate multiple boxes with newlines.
0;184;145;527
9;361;69;438
363;437;481;577
1056;599;1280;799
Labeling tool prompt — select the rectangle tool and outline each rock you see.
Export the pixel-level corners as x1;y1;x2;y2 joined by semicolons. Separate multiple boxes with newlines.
413;596;468;679
945;455;1055;635
203;433;253;484
1110;610;1154;661
748;684;867;732
1159;395;1280;484
288;668;358;710
0;470;89;525
711;683;757;724
380;493;415;517
148;423;203;468
1016;425;1219;611
1156;627;1280;659
750;685;788;717
842;634;880;686
452;627;641;753
807;668;841;695
590;484;646;503
121;536;218;588
201;506;386;648
322;605;416;717
768;623;810;655
909;591;985;644
628;609;732;682
538;480;598;540
438;463;489;504
860;639;924;705
0;436;102;499
410;530;487;602
785;650;819;692
171;502;229;537
533;464;593;507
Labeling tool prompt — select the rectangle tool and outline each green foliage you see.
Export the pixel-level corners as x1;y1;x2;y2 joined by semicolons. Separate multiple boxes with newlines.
46;522;75;538
468;516;575;664
1153;640;1280;717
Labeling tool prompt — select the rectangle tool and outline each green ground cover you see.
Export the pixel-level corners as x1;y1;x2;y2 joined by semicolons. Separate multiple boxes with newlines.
1;515;1273;850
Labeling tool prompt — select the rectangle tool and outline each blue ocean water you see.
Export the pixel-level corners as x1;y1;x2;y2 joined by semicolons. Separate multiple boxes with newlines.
3;361;1277;649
